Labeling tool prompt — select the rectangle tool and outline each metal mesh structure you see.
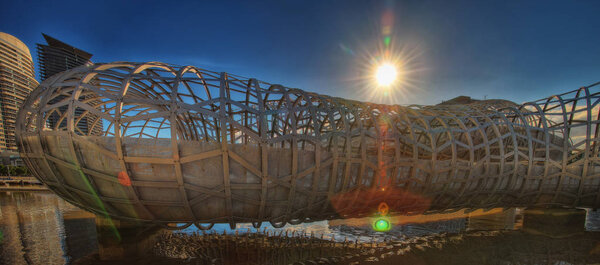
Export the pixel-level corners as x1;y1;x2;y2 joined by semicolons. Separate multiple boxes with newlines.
15;62;600;228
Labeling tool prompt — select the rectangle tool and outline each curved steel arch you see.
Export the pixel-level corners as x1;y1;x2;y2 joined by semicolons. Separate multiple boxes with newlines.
16;61;600;226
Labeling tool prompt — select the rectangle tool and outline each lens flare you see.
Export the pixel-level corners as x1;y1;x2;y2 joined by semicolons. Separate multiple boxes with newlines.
378;202;389;215
339;6;425;105
375;63;397;86
118;171;132;186
373;217;391;232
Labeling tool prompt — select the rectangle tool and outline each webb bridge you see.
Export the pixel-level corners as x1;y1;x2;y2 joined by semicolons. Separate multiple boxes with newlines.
15;62;600;229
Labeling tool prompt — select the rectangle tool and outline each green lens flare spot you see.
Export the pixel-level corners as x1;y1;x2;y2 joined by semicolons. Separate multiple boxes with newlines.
372;217;391;232
384;36;391;47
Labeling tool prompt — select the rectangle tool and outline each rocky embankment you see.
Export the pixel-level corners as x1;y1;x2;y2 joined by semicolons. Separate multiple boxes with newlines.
75;229;600;265
151;230;600;265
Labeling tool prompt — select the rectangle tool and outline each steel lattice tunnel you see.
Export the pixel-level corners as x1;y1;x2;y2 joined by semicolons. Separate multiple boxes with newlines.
15;62;600;228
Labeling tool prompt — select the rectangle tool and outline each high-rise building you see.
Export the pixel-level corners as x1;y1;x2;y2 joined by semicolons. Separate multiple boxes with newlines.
0;32;39;152
37;33;102;135
37;33;92;80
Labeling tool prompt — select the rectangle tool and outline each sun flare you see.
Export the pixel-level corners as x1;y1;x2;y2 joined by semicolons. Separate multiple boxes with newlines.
375;63;397;86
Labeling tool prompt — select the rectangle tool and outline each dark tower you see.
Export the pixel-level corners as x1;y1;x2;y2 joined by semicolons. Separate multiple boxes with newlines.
37;34;102;135
37;33;93;80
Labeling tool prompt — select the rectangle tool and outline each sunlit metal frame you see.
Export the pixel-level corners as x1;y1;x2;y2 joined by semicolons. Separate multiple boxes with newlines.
16;62;600;228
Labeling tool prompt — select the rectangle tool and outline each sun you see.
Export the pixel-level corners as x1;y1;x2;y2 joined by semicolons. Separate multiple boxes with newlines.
375;63;397;86
345;36;423;104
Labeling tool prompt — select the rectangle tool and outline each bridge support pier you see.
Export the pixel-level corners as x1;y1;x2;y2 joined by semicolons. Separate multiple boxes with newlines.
523;208;586;238
95;215;164;260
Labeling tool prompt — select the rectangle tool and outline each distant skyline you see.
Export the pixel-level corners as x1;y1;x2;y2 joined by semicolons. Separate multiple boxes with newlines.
2;0;600;105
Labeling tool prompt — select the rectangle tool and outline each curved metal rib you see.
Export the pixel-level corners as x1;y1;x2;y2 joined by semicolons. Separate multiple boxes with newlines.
16;62;600;225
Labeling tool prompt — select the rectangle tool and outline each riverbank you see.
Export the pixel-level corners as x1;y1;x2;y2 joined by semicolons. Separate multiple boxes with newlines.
0;176;46;191
3;191;600;265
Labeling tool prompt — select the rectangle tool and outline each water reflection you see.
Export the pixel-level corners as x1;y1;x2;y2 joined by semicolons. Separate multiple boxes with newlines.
467;208;522;231
0;191;599;264
0;192;97;265
176;208;525;243
586;209;600;231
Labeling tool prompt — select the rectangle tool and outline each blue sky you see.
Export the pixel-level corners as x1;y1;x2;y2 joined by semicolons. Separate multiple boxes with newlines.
2;0;600;105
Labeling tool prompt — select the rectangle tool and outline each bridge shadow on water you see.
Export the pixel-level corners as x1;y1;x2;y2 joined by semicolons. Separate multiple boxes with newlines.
1;191;600;265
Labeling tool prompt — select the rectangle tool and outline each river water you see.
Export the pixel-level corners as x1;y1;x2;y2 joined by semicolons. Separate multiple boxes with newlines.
1;191;599;265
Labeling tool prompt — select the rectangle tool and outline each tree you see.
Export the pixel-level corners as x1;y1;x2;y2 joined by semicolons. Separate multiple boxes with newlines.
15;166;27;176
8;166;16;176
